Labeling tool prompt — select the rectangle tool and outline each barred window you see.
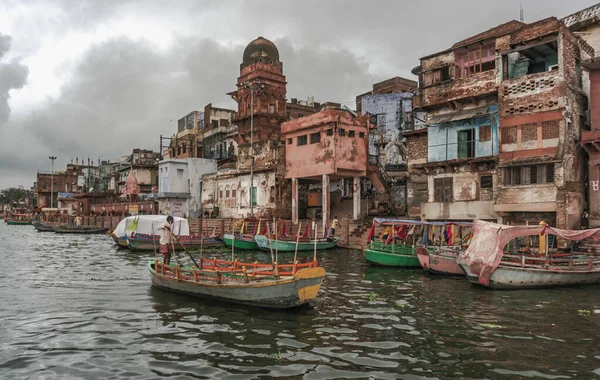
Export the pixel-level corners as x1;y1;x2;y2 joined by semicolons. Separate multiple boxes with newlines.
480;175;493;188
542;120;559;139
310;132;321;144
501;126;517;144
521;123;537;142
297;135;307;146
504;164;554;186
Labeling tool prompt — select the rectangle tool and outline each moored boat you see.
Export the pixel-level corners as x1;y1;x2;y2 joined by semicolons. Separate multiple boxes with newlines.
223;233;259;250
111;215;190;248
148;258;327;308
127;233;223;251
364;241;421;267
457;219;600;289
54;225;109;234
32;221;57;232
254;235;338;252
6;219;32;225
416;246;468;275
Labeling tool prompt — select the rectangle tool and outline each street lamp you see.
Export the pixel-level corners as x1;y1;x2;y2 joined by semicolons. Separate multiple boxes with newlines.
242;81;263;217
49;156;57;208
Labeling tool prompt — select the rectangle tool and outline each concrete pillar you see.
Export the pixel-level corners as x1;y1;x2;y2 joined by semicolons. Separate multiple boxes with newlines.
291;178;298;224
353;176;360;220
322;174;330;237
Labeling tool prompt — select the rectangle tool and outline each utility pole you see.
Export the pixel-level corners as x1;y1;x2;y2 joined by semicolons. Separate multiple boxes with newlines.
250;85;254;217
49;156;57;208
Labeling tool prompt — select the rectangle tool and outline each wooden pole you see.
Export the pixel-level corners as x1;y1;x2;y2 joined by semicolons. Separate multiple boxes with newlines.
199;217;204;259
151;223;158;261
293;222;302;265
267;219;275;268
313;223;318;262
275;218;279;264
231;223;236;263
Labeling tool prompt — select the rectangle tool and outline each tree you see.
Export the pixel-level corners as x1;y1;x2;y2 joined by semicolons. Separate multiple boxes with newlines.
0;188;28;204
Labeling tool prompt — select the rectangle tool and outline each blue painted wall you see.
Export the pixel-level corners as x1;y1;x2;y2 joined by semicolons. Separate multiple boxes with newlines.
427;104;499;162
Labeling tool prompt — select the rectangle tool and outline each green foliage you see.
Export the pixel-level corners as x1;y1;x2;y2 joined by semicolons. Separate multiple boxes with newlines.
0;188;28;204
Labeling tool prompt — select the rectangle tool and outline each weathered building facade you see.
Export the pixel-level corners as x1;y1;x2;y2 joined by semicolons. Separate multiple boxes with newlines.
282;109;370;230
412;22;523;221
495;18;592;231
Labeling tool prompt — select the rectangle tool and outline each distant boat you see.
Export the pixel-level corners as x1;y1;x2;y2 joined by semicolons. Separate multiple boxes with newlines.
223;233;260;250
148;258;327;309
5;213;32;225
53;225;109;234
32;221;57;232
254;235;338;252
363;218;471;269
457;220;600;289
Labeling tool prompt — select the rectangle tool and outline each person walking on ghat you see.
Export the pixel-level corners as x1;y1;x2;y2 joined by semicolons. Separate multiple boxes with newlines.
329;216;341;238
158;216;175;265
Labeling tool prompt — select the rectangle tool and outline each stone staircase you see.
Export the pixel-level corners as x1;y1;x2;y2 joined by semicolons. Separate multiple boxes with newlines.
340;218;374;249
575;239;600;256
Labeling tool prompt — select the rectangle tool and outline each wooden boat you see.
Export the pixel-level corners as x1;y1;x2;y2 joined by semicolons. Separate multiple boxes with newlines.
363;218;471;269
148;258;327;309
363;241;421;267
254;235;338;252
457;219;600;289
32;221;57;232
223;233;259;250
53;225;109;234
127;233;223;251
6;219;32;225
416;246;466;275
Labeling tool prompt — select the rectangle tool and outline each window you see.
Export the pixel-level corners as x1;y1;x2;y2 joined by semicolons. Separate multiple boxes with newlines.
310;132;321;144
219;189;223;199
457;129;475;158
338;129;346;137
502;40;558;79
269;104;275;113
455;45;496;77
479;126;491;142
542;120;559;139
326;129;333;136
422;67;451;86
521;123;537;142
231;189;236;198
225;185;230;198
480;175;493;189
177;169;184;177
504;164;555;186
348;130;356;138
298;114;304;118
212;120;218;128
287;138;292;145
297;135;307;146
359;132;365;138
434;177;453;202
501;126;517;144
182;145;186;154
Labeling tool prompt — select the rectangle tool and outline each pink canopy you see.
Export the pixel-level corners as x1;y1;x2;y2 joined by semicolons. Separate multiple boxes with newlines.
459;220;600;286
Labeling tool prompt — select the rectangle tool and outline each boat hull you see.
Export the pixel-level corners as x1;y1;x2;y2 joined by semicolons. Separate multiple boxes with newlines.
6;220;32;225
254;235;338;252
458;262;600;289
33;222;56;232
416;247;463;275
54;226;109;234
223;233;259;250
364;248;421;267
148;261;326;309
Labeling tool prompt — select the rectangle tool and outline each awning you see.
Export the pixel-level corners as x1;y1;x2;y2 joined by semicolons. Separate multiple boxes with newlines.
426;105;490;125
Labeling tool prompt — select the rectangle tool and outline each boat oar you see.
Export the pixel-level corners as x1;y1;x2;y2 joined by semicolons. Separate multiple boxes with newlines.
151;223;158;261
313;223;318;262
231;223;236;262
199;217;204;259
293;221;302;265
171;230;200;268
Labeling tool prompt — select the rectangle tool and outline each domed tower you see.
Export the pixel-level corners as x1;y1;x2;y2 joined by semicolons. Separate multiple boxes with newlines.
229;37;287;143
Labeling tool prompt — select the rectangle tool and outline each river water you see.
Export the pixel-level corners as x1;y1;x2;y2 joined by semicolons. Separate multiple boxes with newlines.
1;222;600;379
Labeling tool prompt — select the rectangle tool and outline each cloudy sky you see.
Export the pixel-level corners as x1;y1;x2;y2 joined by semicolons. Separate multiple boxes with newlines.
0;0;596;189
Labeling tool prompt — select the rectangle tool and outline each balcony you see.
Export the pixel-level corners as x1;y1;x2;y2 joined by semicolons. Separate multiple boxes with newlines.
418;70;497;109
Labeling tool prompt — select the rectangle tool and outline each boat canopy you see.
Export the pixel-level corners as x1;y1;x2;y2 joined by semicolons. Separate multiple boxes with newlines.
372;218;472;226
459;219;600;286
113;215;190;237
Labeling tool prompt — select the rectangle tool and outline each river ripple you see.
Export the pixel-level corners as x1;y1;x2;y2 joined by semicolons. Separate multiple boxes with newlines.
1;222;600;379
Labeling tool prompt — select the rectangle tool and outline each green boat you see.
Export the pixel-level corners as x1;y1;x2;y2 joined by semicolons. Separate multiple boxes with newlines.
6;219;32;225
223;233;260;250
363;241;421;267
254;235;338;252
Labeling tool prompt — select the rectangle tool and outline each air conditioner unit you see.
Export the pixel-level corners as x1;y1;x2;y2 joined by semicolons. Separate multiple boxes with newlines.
548;64;558;71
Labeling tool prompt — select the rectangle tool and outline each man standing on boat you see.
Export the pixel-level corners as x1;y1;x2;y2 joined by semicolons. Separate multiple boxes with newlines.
329;216;341;239
158;216;174;265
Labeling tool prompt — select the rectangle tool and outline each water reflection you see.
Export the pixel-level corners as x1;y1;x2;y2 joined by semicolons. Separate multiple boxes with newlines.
1;223;600;379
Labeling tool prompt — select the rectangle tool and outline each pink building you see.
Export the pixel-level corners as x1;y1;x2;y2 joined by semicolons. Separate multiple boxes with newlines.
282;108;370;230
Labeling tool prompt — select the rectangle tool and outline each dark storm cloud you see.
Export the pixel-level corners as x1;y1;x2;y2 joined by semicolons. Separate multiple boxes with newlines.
0;32;28;125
